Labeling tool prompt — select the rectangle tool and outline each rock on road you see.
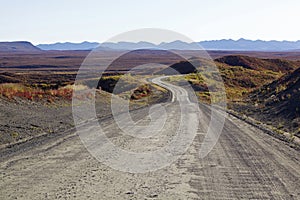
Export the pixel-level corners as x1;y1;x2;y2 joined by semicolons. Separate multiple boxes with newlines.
0;76;299;200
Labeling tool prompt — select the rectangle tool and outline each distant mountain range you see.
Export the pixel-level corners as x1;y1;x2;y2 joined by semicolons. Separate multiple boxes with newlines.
37;39;300;51
37;41;100;50
0;41;41;52
1;39;300;52
200;39;300;51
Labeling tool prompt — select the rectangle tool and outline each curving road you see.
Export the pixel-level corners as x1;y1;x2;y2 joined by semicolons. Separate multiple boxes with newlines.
0;76;299;199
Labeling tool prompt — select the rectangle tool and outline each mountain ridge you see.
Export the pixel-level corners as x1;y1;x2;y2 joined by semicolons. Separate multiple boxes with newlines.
37;39;300;51
37;41;101;50
0;41;41;52
2;39;300;51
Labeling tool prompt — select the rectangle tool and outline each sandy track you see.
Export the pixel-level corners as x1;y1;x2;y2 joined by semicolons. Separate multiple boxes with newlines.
0;77;299;199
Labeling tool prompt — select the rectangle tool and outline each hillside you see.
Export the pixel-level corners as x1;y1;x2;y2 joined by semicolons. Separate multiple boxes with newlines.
0;41;41;52
155;61;197;75
225;65;299;138
162;55;297;101
249;67;300;124
215;56;298;100
215;55;296;72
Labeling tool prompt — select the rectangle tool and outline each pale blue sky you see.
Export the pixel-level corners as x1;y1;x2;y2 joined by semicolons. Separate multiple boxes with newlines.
1;0;299;44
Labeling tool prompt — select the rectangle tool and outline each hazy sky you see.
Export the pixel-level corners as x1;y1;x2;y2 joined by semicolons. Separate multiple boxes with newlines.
1;0;299;44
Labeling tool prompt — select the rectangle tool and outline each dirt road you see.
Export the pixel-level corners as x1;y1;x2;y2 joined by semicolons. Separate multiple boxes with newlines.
0;77;299;199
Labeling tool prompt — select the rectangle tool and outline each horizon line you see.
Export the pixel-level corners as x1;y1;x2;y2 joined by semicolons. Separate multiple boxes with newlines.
1;38;300;45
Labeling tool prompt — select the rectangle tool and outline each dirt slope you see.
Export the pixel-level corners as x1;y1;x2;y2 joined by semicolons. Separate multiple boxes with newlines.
247;67;300;133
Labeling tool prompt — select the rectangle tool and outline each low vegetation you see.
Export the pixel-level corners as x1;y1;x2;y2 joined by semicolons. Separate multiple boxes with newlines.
166;59;285;102
131;84;151;100
244;67;300;134
0;83;73;101
0;73;157;103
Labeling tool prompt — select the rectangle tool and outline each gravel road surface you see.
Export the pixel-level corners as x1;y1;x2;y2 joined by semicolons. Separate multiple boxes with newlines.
0;77;299;200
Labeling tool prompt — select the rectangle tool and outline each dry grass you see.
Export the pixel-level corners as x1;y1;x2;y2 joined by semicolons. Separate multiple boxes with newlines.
0;83;73;101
